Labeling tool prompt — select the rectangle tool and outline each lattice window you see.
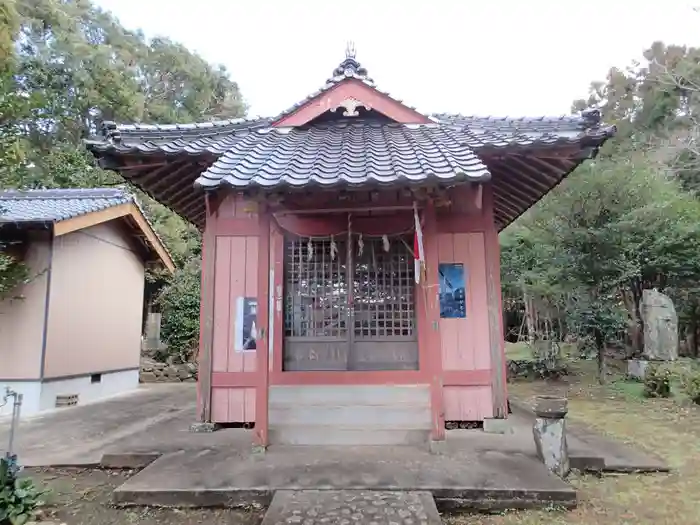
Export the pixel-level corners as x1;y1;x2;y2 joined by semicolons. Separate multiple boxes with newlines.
284;237;348;338
353;236;415;338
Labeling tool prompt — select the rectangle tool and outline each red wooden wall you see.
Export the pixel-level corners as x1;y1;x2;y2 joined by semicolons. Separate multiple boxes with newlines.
209;195;260;423
202;184;506;426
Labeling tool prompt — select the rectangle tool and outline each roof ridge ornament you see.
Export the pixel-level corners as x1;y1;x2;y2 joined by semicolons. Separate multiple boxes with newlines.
330;42;373;86
345;40;356;59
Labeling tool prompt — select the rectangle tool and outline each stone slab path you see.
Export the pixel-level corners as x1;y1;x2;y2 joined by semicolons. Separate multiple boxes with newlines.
261;490;442;525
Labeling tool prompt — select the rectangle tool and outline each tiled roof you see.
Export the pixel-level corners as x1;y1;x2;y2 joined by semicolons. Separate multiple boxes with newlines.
87;110;612;159
0;188;134;223
433;109;614;149
195;120;491;190
83;50;616;229
88;117;272;155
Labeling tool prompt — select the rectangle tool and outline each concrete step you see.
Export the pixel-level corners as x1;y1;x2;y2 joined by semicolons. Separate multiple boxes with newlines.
269;384;430;406
269;404;431;427
269;425;430;446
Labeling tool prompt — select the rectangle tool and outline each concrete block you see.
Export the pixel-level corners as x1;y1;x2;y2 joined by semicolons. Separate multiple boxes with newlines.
483;418;512;434
627;359;649;380
429;439;447;455
569;455;605;472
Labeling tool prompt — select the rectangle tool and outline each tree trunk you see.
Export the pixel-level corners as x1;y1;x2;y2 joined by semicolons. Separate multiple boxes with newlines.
631;281;644;356
523;289;535;345
594;328;606;385
557;308;564;341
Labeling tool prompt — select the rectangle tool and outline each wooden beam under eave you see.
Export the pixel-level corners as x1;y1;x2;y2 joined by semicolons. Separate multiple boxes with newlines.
146;161;200;195
521;155;577;177
490;192;523;219
54;203;175;273
490;167;545;209
498;162;554;194
179;194;207;222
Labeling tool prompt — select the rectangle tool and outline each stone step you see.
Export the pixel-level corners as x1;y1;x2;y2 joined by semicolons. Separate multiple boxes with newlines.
269;404;431;427
269;384;430;406
269;425;430;446
261;490;442;525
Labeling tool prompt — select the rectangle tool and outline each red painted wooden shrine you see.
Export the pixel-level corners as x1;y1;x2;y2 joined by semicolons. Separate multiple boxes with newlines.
87;47;615;448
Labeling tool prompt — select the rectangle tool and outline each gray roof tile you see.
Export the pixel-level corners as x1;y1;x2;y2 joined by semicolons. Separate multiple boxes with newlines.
0;188;134;223
87;110;612;159
195;120;491;190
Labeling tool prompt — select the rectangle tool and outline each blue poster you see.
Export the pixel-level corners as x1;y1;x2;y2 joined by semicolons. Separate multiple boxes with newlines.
439;263;467;319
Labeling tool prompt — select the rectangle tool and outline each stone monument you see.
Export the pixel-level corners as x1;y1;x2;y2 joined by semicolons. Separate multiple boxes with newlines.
642;289;678;361
629;289;678;380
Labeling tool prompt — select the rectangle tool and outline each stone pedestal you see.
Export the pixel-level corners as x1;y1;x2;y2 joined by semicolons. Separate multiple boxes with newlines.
532;395;569;478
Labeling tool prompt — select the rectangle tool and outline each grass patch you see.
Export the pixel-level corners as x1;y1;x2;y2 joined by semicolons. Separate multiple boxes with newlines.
447;355;700;524
505;341;534;361
608;378;646;400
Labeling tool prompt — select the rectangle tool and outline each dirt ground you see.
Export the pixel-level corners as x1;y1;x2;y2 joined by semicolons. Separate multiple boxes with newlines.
25;467;264;525
446;357;700;525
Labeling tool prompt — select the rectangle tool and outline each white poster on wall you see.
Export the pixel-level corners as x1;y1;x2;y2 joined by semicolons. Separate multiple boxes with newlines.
234;296;258;352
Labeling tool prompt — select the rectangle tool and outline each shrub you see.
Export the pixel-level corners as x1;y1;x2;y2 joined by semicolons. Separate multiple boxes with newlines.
643;364;673;398
155;259;201;364
507;341;569;381
680;368;700;404
0;456;46;525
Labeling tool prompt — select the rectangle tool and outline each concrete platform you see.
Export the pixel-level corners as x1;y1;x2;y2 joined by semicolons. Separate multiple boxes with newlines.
261;490;442;525
1;383;670;515
112;443;577;512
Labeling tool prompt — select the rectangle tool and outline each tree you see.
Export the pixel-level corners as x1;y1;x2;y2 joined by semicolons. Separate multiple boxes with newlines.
1;0;247;360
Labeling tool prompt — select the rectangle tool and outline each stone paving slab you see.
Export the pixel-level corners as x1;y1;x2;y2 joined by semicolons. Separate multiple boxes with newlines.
261;490;442;525
112;445;576;511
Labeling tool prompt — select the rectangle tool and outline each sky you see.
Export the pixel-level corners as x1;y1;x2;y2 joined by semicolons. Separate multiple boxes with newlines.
93;0;700;119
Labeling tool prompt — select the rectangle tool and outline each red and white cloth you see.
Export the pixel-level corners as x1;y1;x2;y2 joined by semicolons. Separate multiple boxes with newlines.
413;202;425;284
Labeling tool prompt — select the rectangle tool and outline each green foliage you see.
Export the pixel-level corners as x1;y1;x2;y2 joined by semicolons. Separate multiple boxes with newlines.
643;364;673;398
0;243;29;301
0;457;46;525
0;0;18;72
155;259;201;364
680;368;700;404
503;57;700;361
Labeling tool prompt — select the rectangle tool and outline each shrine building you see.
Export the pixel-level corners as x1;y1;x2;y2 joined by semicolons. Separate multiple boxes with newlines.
87;48;615;448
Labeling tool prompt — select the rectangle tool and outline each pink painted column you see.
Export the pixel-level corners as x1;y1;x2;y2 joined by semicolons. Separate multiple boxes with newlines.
254;206;271;448
196;193;218;424
484;186;508;418
423;202;445;441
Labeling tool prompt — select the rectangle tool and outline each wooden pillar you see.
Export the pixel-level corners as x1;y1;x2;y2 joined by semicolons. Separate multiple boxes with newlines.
197;192;218;423
271;224;284;374
423;202;445;441
254;205;271;448
484;185;508;418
